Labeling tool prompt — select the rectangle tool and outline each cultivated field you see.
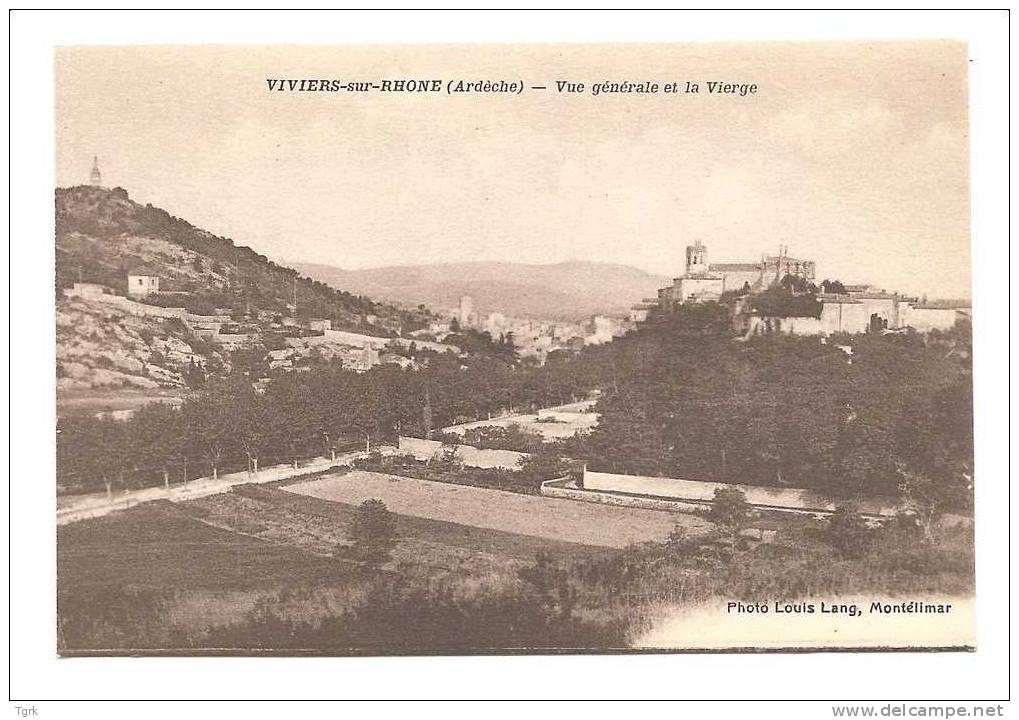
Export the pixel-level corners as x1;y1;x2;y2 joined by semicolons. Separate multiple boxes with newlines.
57;499;363;652
57;500;355;593
56;480;627;652
285;470;710;548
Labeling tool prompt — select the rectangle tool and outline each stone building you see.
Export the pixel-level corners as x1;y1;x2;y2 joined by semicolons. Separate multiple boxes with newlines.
657;242;816;310
740;292;962;338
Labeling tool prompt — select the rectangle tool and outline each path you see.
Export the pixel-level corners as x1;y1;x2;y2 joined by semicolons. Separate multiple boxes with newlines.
56;448;382;526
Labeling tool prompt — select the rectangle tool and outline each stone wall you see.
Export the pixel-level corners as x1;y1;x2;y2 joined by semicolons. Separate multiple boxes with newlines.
746;301;870;337
93;294;189;320
820;301;869;334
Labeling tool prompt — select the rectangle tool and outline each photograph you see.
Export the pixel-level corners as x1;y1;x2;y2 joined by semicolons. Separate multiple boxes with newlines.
50;39;978;658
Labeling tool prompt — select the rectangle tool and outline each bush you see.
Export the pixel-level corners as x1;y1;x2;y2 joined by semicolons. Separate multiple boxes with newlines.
826;506;871;558
346;499;398;568
517;450;569;483
708;487;749;556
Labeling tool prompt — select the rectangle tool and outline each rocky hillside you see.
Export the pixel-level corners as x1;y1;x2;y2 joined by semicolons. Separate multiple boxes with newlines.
56;185;432;335
56;296;223;393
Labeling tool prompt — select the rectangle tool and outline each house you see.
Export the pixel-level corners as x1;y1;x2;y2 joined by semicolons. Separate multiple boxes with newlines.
127;275;160;297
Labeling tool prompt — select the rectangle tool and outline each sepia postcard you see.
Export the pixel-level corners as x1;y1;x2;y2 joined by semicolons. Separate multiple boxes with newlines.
53;40;975;657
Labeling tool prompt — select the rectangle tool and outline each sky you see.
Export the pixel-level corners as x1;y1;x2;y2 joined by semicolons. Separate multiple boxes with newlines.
55;42;971;299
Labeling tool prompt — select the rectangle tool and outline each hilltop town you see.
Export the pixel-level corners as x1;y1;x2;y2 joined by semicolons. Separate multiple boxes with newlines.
630;240;968;335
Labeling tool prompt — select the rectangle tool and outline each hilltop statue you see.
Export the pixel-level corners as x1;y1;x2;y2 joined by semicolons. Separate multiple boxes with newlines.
89;155;102;186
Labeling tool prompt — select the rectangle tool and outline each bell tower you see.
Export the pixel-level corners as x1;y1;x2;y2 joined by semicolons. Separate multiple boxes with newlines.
685;241;708;275
89;155;102;186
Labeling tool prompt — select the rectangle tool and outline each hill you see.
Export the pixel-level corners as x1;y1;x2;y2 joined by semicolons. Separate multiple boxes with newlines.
55;185;431;336
291;260;670;321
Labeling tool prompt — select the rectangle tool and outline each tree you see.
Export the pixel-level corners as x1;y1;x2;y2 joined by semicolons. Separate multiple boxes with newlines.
57;416;127;495
821;279;847;294
708;487;749;556
236;387;269;475
264;373;318;468
826;505;871;558
184;357;206;388
128;403;185;489
778;273;817;295
346;499;398;568
517;450;569;488
182;387;232;481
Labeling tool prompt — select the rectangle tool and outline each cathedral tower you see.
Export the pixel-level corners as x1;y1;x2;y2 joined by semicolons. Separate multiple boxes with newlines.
685;241;708;275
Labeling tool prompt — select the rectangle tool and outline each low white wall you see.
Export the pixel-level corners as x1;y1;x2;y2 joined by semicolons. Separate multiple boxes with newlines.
584;469;897;516
542;479;706;513
397;436;529;470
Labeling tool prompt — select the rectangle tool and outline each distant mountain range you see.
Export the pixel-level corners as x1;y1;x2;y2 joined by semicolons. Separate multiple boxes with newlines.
291;260;671;321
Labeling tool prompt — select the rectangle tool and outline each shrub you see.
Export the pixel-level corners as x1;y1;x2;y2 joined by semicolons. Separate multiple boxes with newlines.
708;487;749;556
826;506;871;558
346;499;398;568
